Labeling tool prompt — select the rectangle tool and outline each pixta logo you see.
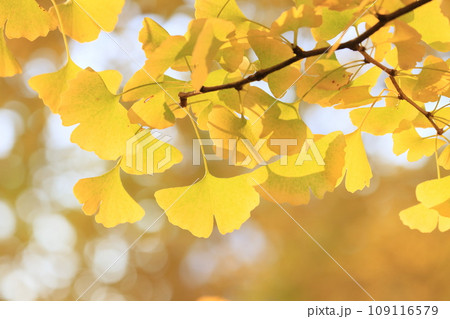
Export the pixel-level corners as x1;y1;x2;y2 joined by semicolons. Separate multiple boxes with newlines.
126;129;172;175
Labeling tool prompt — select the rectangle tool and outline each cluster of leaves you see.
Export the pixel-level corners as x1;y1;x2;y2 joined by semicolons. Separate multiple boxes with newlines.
1;0;449;237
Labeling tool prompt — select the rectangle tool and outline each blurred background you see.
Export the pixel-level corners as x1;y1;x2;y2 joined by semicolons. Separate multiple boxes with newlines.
1;0;449;301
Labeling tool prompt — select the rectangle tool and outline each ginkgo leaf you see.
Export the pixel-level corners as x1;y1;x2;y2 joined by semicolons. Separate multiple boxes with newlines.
188;18;235;90
399;204;439;233
74;165;144;227
248;30;300;98
386;20;425;70
0;27;21;77
256;131;345;205
271;5;322;35
311;7;355;41
128;91;177;129
28;58;82;113
350;100;418;135
412;56;450;103
297;55;351;106
416;175;450;217
139;17;170;57
207;106;274;168
408;0;450;52
0;0;55;41
50;0;125;43
59;68;139;160
125;36;187;92
341;130;372;193
438;145;450;170
243;86;308;155
392;125;445;162
120;129;183;175
195;0;249;33
154;169;267;238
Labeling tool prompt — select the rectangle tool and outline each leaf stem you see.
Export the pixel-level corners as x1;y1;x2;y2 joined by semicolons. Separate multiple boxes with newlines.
187;112;209;173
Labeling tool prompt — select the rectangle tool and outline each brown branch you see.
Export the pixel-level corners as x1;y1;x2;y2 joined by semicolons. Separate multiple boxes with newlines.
357;47;444;135
178;0;433;102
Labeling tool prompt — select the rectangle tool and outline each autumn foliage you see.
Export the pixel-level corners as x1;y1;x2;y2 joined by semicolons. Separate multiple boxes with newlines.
1;0;449;238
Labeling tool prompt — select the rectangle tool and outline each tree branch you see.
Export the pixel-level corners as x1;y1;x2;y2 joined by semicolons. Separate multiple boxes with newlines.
178;0;432;102
357;47;444;135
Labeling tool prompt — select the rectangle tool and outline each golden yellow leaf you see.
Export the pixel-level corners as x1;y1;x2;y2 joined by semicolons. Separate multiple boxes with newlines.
0;27;21;77
416;176;450;214
207;106;274;168
392;125;445;162
50;0;125;43
28;58;82;113
256;131;345;205
341;130;372;192
388;20;425;70
412;56;450;103
154;169;267;238
350;100;418;135
408;0;450;52
271;5;322;35
399;204;439;233
0;0;55;41
195;0;249;34
59;68;139;160
311;7;355;41
74;165;144;227
248;30;300;98
139;17;170;57
189;19;235;90
128;92;177;129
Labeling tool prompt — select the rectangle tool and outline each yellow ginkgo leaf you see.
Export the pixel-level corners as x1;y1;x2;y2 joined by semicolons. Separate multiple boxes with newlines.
128;92;176;129
350;100;418;135
399;204;439;233
311;7;355;41
155;169;267;238
121;129;183;175
256;131;345;205
408;0;450;52
271;5;322;35
248;30;300;98
387;20;425;70
74;165;144;227
195;0;246;20
50;0;125;43
392;125;445;162
0;27;21;77
125;36;187;93
416;175;450;214
28;58;82;113
438;145;450;170
59;68;139;160
412;56;450;103
188;19;235;90
0;0;55;41
139;17;170;57
341;130;372;193
207;106;274;168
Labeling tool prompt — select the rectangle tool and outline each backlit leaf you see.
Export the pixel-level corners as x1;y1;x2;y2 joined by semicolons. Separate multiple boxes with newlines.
271;5;322;35
0;27;21;77
0;0;55;40
341;130;372;192
154;169;267;238
74;165;144;227
248;30;300;98
59;68;139;160
139;17;170;57
50;0;125;42
438;145;450;170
